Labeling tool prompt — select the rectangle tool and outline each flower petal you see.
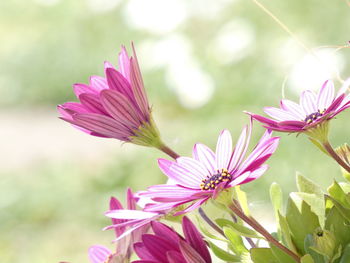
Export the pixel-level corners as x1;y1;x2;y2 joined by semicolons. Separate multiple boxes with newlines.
176;157;208;180
158;159;201;188
182;217;211;263
100;89;143;128
79;93;108;115
105;210;158;220
105;68;135;102
300;90;317;114
72;113;130;139
88;245;111;263
317;80;335;110
118;46;131;81
216;129;233;170
179;239;207;263
264;107;299;121
193;144;216;174
280;99;305;119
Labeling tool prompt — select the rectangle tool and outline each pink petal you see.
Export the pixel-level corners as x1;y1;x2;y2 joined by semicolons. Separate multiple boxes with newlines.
100;89;143;128
118;46;131;81
88;245;111;263
104;61;115;70
300;90;317;114
79;93;108;115
228;123;251;172
105;210;158;220
215;129;233;170
182;217;211;263
238;164;268;185
129;43;150;117
134;242;157;261
264;107;299;121
158;159;201;188
317;80;334;110
89;76;109;92
127;188;136;210
280;99;305;119
179;239;207;263
192;144;216;174
174;198;209;216
176;157;208;180
72;113;130;139
105;68;135;102
73;83;98;98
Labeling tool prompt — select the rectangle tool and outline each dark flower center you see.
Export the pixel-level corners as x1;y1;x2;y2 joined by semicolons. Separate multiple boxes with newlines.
304;109;325;124
200;168;232;190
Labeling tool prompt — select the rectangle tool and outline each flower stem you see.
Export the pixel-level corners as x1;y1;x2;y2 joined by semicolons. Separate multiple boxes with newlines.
198;208;225;237
228;200;300;263
159;144;180;159
323;141;350;173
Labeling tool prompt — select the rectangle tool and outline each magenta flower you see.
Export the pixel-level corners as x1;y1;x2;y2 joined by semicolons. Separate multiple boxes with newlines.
140;121;279;215
133;216;211;263
247;80;350;133
89;189;159;263
58;44;162;147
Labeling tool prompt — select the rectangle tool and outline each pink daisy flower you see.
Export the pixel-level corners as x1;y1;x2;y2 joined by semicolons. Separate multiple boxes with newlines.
247;79;350;133
140;121;279;215
88;189;160;263
58;44;162;148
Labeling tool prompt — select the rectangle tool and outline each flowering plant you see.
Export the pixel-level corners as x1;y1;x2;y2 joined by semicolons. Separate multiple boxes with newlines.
59;42;350;263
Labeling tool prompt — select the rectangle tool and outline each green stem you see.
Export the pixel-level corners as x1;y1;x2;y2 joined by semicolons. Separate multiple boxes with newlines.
228;200;300;263
323;141;350;173
159;144;180;159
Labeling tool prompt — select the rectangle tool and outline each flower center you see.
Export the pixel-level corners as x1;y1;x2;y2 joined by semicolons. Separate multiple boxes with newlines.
200;168;232;190
304;109;325;124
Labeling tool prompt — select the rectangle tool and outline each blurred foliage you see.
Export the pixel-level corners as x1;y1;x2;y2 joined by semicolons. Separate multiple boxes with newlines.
1;0;350;262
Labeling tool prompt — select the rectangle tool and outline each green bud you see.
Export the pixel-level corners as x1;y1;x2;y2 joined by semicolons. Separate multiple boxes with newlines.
311;228;336;259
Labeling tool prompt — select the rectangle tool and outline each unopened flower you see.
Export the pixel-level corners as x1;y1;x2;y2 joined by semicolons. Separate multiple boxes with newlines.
133;216;211;263
247;80;350;137
88;189;159;263
140;120;279;214
58;44;162;148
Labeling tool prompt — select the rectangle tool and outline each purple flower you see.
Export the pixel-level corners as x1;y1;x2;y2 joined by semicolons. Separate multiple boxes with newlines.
133;216;212;263
247;80;350;133
89;189;160;263
139;120;279;215
58;44;162;147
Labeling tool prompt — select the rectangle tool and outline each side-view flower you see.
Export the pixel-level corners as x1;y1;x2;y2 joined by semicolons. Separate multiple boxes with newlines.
247;79;350;134
89;189;159;263
57;44;178;158
140;120;279;215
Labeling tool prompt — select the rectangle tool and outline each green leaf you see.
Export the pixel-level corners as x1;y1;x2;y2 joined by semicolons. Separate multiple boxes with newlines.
208;241;240;262
301;254;314;263
326;195;350;222
270;244;296;263
339;243;350;263
295;192;325;227
277;212;297;253
215;219;262;239
270;182;283;215
325;206;350;248
250;248;278;263
328;181;350;209
296;173;323;197
235;186;250;216
286;195;320;254
223;226;248;255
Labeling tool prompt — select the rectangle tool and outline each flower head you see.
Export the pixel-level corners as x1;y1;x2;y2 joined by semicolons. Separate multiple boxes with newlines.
88;189;160;263
247;80;350;134
58;44;162;147
133;216;211;263
140;120;279;215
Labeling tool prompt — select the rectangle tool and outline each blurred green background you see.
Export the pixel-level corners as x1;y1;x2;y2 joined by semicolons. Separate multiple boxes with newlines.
1;0;350;262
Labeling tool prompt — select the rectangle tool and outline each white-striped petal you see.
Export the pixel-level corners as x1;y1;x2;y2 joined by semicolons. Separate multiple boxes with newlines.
300;90;317;114
216;129;233;169
317;80;334;110
264;107;299;121
280;99;305;119
192;144;217;174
